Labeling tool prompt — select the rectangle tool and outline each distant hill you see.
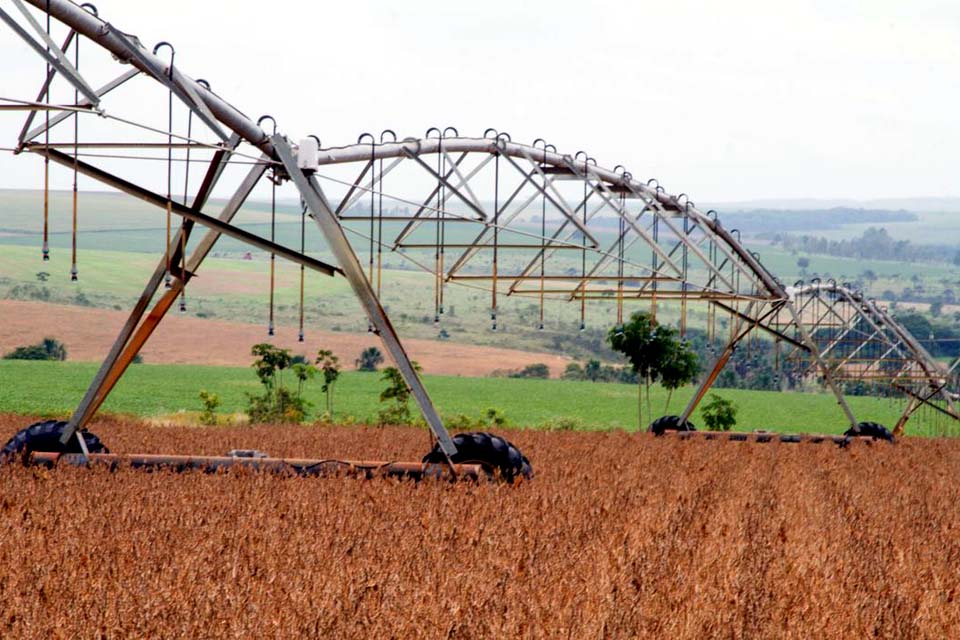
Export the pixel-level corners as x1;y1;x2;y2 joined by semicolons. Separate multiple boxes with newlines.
704;197;960;214
712;208;917;234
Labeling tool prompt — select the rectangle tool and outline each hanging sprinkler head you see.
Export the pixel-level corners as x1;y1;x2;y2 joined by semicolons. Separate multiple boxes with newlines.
164;273;172;288
579;322;586;332
179;295;186;313
433;315;440;325
70;265;78;282
367;324;374;333
42;242;49;261
268;322;274;337
298;331;304;343
538;323;544;331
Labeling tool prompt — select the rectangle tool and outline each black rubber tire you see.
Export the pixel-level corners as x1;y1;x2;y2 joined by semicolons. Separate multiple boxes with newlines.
1;420;109;463
844;421;894;442
422;431;533;482
648;415;696;435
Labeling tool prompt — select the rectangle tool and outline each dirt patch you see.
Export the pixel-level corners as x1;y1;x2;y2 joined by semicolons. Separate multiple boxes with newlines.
0;300;571;377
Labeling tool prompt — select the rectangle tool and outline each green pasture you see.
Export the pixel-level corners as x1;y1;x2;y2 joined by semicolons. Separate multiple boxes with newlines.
0;360;939;436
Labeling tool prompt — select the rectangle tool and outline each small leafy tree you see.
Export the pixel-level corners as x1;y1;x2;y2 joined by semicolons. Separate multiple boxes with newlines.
701;394;737;431
315;349;341;417
356;346;384;372
377;362;421;425
660;341;700;412
246;343;308;423
608;312;699;429
198;390;220;426
583;359;602;381
292;362;316;399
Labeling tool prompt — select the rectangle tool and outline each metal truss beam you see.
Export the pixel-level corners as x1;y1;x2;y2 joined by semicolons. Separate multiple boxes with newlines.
59;140;257;441
31;146;340;277
21;0;272;155
0;3;99;104
20;68;139;144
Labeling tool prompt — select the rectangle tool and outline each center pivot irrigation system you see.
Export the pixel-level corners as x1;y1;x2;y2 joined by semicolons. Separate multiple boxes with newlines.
1;0;957;480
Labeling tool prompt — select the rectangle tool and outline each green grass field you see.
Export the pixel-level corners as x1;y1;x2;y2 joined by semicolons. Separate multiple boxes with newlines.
0;360;929;436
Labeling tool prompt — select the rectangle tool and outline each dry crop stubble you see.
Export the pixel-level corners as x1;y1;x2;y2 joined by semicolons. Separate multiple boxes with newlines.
1;415;959;638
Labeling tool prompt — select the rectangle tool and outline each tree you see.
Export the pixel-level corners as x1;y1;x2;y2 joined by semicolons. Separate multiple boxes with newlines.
660;341;700;412
377;362;422;425
292;362;316;399
356;346;384;372
246;343;308;423
607;312;699;429
583;359;602;381
315;349;341;417
198;390;220;426
796;256;810;273
701;394;737;431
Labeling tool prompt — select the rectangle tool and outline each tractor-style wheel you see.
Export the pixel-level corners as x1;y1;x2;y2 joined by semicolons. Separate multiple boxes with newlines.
1;420;109;463
648;415;696;435
844;421;894;442
422;431;533;482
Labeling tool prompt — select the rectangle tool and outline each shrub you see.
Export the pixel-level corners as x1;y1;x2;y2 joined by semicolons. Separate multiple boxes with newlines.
376;363;421;425
198;390;220;426
562;362;584;380
482;407;508;428
701;394;737;432
4;337;67;361
443;408;509;431
444;413;480;431
356;346;384;372
509;363;550;379
245;343;310;424
540;416;583;431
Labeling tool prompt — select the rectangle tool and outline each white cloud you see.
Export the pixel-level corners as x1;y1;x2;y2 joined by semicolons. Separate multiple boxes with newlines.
1;0;958;202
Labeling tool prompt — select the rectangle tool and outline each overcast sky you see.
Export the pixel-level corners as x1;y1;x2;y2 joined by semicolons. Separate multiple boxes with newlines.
2;0;959;202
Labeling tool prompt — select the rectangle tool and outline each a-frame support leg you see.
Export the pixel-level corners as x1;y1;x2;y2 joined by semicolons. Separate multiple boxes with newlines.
76;160;268;429
679;301;760;424
273;135;458;458
58;144;257;444
893;396;919;437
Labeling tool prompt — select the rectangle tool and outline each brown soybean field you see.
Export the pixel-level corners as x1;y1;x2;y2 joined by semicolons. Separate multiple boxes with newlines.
2;416;960;638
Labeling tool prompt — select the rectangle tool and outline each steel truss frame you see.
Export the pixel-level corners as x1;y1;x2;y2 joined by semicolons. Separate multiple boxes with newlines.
2;0;955;449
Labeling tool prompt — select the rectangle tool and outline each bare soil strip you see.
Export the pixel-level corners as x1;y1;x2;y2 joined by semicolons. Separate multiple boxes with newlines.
0;300;571;377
